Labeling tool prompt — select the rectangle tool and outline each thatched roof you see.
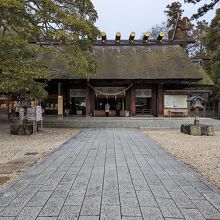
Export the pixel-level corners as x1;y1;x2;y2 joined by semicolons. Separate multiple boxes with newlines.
193;68;214;86
51;45;203;81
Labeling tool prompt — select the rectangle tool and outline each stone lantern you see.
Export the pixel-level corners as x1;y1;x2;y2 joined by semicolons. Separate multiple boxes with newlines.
192;98;204;125
181;95;215;136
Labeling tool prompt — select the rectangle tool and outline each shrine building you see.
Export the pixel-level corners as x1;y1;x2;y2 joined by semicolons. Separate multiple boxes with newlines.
43;33;213;118
0;33;214;120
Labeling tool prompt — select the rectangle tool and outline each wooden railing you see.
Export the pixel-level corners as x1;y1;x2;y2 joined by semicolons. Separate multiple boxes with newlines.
189;107;218;119
136;109;152;115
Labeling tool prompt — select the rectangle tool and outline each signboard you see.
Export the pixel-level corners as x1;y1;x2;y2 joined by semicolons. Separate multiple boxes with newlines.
136;89;152;98
27;107;35;120
36;106;43;121
58;96;63;115
76;110;83;115
70;89;86;98
164;95;187;108
19;108;25;121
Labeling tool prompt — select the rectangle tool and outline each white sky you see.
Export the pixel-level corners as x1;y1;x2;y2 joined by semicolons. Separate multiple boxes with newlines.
91;0;218;39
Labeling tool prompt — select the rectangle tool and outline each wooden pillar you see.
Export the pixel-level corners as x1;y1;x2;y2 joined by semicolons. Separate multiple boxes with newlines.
125;90;130;111
86;85;91;117
152;87;157;116
157;84;164;117
7;94;10;120
90;89;95;116
122;98;125;111
63;85;68;112
130;87;136;116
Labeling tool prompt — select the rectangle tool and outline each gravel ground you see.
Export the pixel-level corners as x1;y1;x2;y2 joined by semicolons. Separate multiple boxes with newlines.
144;130;220;189
0;128;78;187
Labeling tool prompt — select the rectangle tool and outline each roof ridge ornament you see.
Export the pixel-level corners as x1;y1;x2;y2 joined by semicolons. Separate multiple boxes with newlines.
115;32;121;43
129;32;135;43
156;32;164;42
101;32;106;43
143;32;150;43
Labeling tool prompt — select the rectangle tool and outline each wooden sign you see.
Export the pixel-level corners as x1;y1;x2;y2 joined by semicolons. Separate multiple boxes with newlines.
19;108;25;121
27;107;35;121
36;106;43;121
58;96;63;115
164;95;187;108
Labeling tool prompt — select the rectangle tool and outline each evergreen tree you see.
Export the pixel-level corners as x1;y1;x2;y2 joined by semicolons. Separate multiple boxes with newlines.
0;37;49;99
184;0;220;19
164;2;193;40
205;9;220;99
0;0;99;99
189;20;209;58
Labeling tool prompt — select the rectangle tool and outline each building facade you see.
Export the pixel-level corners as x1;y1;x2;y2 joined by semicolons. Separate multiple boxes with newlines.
42;40;213;118
0;40;214;120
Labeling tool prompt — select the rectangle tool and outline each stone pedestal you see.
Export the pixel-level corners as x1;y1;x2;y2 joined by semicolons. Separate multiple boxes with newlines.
181;124;215;136
10;122;38;135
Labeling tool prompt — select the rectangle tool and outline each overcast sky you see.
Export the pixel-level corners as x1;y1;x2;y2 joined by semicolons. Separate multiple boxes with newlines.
91;0;217;39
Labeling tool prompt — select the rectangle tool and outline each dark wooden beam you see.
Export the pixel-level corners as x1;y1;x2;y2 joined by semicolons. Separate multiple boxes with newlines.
152;86;157;117
28;39;195;47
130;86;136;116
157;84;164;117
86;84;91;117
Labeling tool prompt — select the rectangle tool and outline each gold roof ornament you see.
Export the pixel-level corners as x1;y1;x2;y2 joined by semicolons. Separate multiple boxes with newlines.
129;32;135;42
143;32;150;42
157;32;164;42
101;32;106;42
115;32;121;42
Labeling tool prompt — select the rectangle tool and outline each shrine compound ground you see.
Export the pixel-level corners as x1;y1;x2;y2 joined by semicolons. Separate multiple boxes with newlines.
0;128;220;220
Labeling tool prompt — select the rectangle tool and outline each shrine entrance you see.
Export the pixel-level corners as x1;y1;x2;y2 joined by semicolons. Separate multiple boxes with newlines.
95;98;124;111
135;89;153;115
94;97;126;117
88;85;131;117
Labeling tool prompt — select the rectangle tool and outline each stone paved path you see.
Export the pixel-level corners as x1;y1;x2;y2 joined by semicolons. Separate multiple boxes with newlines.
0;128;220;220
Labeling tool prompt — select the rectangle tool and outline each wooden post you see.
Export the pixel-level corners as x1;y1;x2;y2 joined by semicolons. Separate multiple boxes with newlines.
152;87;157;116
125;89;130;113
58;82;61;97
86;84;91;117
157;84;164;117
122;98;125;111
130;87;136;116
90;88;95;116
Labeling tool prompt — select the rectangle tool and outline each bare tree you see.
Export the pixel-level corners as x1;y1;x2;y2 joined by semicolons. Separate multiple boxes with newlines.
148;22;169;39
